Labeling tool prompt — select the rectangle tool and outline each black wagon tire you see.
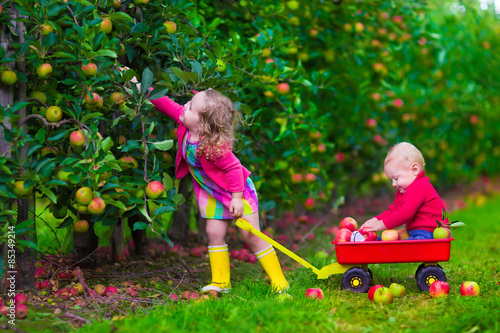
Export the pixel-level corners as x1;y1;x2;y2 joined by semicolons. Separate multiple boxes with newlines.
341;267;373;293
416;265;447;292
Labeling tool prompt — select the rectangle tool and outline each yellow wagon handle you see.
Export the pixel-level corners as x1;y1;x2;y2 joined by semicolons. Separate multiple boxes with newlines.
235;218;321;276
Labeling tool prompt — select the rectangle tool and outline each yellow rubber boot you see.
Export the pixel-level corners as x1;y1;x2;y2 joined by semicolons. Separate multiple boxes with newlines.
201;244;231;293
256;245;289;292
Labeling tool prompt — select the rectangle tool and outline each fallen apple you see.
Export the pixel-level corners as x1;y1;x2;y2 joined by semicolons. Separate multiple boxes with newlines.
460;281;480;296
373;287;393;304
429;280;449;298
389;283;406;298
305;288;324;300
368;284;384;301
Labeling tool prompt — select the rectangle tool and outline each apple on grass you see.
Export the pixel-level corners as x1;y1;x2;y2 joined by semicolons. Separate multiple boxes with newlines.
460;281;480;296
389;283;406;297
373;287;393;304
15;304;28;319
429;280;449;298
381;229;399;241
368;285;384;301
339;217;357;232
305;288;324;300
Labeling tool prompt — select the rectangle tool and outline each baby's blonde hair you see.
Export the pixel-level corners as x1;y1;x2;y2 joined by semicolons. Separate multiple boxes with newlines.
197;89;237;160
385;142;425;169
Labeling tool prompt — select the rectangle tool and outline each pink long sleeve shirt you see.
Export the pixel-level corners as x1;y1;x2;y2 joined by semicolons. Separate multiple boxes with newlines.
150;96;251;193
376;171;446;232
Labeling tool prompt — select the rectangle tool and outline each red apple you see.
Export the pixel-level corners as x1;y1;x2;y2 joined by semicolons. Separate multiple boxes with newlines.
15;304;28;319
104;286;118;297
70;130;86;147
339;217;357;232
290;173;303;183
246;254;257;263
74;220;89;234
169;293;179;301
37;63;53;79
75;186;93;205
389;283;406;298
41;280;52;290
0;305;8;316
397;228;410;240
373;287;393;304
14;293;27;305
276;83;290;95
393;99;404;108
429;281;449;298
163;21;177;34
189;247;202;258
368;284;384;301
303;173;316;183
358;228;377;241
303;197;315;210
381;229;399;241
88;197;106;215
333;228;352;243
146;180;164;199
99;18;112;34
81;63;98;76
305;288;324;300
460;281;480;296
230;250;240;260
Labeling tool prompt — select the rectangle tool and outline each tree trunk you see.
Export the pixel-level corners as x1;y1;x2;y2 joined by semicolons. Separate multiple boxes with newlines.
73;214;98;267
16;195;36;290
110;217;124;262
127;215;147;257
168;177;190;245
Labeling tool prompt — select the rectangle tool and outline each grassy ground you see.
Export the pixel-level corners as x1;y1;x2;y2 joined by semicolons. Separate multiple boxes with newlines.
6;195;500;333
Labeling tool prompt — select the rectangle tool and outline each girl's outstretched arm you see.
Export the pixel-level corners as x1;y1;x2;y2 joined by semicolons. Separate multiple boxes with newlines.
150;96;183;124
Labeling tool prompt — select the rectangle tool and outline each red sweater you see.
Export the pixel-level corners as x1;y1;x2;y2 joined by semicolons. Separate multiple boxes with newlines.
376;171;446;232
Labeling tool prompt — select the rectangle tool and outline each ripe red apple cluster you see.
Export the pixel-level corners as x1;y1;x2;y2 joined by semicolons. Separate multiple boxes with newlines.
0;294;28;319
429;280;480;298
332;217;377;243
368;283;406;304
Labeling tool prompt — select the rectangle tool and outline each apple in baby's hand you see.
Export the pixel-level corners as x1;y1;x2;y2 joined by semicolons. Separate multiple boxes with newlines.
381;229;399;241
358;228;378;241
429;280;449;298
305;288;324;300
397;228;410;240
339;217;357;232
333;228;352;243
460;281;480;296
373;287;394;304
367;284;384;301
389;283;406;298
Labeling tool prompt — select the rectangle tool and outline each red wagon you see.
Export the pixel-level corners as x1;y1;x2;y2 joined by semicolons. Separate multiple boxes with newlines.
236;218;454;293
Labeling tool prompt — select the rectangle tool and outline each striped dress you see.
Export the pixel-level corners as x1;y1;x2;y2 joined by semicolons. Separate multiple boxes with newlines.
182;132;258;219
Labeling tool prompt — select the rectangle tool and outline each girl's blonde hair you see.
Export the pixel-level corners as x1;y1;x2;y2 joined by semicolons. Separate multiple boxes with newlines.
385;142;425;169
197;89;237;160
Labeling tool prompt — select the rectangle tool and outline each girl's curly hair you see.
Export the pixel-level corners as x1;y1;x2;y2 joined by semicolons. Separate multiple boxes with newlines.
197;89;238;160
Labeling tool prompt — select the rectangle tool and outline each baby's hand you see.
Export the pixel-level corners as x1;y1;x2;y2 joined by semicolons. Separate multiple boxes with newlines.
360;218;386;232
230;198;244;218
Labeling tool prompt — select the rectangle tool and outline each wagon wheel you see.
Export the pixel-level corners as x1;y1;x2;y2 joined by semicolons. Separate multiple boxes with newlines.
341;267;372;293
415;263;443;279
416;265;447;292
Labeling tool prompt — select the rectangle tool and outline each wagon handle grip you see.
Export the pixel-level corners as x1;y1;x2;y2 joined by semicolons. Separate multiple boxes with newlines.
235;218;321;275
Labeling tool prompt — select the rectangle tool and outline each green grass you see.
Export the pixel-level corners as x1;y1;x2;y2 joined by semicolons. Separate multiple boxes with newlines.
10;196;500;332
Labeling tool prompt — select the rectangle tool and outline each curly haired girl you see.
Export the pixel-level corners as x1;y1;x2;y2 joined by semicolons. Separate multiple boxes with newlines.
150;89;288;293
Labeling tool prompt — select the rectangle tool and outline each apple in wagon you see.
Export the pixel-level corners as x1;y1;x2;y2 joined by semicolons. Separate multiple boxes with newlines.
358;228;377;241
333;228;352;243
339;217;357;232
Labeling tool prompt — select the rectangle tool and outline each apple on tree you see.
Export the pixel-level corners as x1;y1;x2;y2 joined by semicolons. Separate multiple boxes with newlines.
146;181;165;199
45;106;63;122
12;180;33;198
1;70;17;85
88;197;106;215
74;220;89;233
81;63;98;76
36;63;53;79
75;186;93;205
163;20;177;34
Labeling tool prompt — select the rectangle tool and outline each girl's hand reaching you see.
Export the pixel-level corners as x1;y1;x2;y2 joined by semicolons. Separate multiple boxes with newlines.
360;218;386;232
230;198;244;218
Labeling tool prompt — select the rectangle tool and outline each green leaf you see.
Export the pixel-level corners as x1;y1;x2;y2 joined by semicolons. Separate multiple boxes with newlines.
152;140;173;151
48;129;69;141
16;239;40;251
173;193;185;206
38;185;57;204
101;137;114;153
450;221;466;228
170;67;187;85
160;231;174;248
332;196;345;209
56;217;73;229
133;221;149;230
138;204;152;222
154;206;177;215
95;49;118;58
82;112;103;123
51;52;76;59
121;140;140;152
190;60;202;76
162;172;174;192
27;144;43;157
141;68;154;94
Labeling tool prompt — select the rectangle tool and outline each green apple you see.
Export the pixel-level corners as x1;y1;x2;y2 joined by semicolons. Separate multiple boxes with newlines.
12;181;33;198
75;187;93;205
1;70;17;85
37;63;53;79
389;283;406;298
